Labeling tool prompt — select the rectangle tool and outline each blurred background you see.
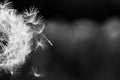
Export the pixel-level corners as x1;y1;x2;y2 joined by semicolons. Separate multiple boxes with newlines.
2;0;120;80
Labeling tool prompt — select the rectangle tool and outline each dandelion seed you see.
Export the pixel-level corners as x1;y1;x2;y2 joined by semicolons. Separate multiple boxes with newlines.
42;34;53;46
10;71;19;80
28;65;45;80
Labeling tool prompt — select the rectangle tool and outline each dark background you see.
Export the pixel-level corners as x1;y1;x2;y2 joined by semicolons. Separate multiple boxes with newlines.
1;0;120;80
11;0;120;22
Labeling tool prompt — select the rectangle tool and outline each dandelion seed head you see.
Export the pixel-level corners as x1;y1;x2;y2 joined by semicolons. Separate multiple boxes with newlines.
0;0;47;74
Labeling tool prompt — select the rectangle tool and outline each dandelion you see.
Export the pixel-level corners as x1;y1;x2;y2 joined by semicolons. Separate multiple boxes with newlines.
0;0;51;74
